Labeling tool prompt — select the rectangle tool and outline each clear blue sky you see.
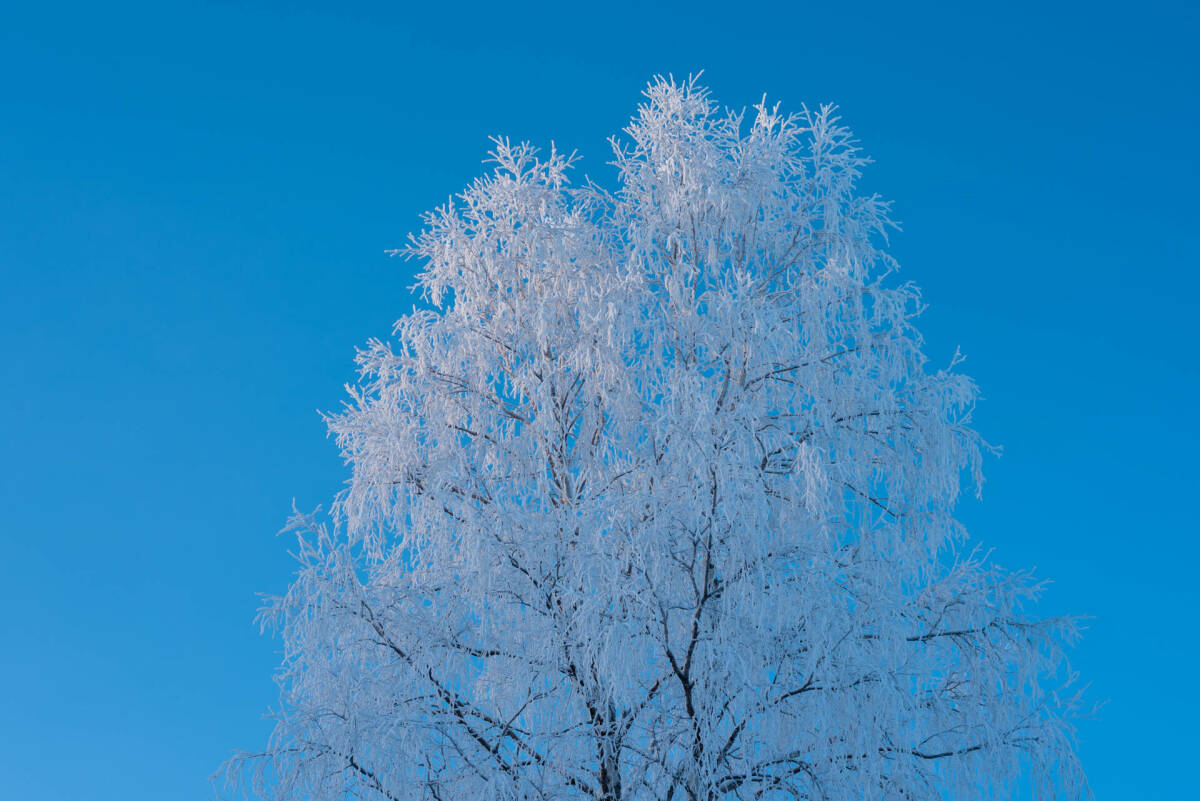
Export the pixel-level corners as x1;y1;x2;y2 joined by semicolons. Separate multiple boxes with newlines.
1;1;1195;798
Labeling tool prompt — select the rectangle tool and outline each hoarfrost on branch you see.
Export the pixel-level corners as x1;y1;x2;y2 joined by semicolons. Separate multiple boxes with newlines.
230;78;1087;801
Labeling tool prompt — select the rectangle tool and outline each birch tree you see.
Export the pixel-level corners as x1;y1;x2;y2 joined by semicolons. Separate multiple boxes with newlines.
230;77;1087;801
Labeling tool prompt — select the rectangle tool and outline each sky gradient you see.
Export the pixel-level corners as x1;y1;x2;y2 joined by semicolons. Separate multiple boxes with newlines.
2;1;1196;798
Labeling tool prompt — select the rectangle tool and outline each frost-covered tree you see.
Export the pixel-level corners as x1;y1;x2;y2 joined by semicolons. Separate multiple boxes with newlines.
230;78;1087;801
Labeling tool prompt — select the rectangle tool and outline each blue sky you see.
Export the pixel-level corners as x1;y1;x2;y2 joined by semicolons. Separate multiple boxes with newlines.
1;1;1196;798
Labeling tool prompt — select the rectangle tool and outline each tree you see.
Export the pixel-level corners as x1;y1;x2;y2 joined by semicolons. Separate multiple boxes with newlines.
229;78;1087;801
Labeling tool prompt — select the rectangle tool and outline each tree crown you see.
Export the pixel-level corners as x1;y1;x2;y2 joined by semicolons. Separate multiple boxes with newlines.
230;77;1086;801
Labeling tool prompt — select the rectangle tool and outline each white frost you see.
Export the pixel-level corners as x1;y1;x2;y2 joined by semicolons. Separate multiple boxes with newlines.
230;77;1087;801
